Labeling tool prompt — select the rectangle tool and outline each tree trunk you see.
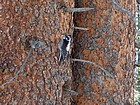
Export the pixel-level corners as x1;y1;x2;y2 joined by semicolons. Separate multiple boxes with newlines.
0;0;136;105
0;0;74;104
72;0;135;105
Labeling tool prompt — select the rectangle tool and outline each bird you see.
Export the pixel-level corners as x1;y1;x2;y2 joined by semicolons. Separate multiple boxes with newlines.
58;35;71;65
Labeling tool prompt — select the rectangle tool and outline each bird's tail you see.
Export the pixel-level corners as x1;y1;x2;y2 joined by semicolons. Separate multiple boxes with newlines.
58;51;68;65
58;52;63;65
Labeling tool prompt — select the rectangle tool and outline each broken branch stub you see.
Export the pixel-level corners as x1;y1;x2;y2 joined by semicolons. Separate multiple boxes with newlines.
65;8;94;12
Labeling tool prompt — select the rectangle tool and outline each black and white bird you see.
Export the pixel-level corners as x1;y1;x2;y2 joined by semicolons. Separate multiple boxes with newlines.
58;35;71;65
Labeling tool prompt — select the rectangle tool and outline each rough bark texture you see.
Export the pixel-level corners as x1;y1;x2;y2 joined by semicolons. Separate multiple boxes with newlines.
72;0;135;105
0;0;136;105
0;0;74;104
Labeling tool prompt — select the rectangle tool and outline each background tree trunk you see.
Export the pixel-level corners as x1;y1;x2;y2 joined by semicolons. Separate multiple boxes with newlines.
0;0;136;105
72;0;135;105
0;0;74;104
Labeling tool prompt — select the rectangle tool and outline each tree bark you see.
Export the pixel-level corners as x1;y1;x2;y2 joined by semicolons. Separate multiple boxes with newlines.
0;0;136;105
0;0;74;104
72;0;135;105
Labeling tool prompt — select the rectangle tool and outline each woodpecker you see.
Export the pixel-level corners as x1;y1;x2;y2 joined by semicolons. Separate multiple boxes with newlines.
58;35;71;65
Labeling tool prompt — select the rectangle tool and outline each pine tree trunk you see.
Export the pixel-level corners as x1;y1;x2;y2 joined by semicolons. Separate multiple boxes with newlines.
0;0;74;104
72;0;135;105
0;0;136;105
